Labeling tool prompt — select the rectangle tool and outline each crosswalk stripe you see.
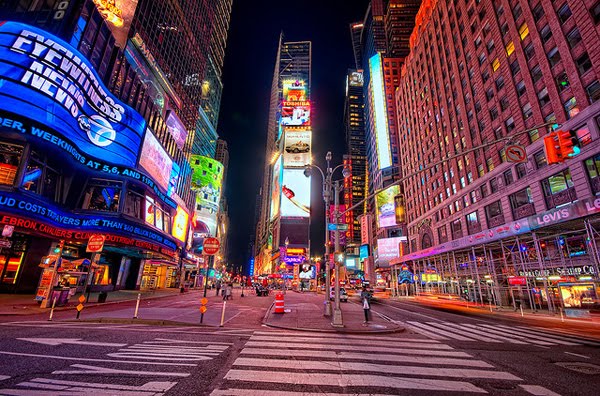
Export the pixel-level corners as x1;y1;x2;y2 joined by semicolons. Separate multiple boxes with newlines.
430;322;506;343
404;323;448;340
407;321;477;341
249;335;454;349
232;357;522;380
519;384;562;396
455;323;528;344
240;348;492;367
512;325;600;346
252;331;438;343
243;341;470;357
492;325;582;346
224;370;487;393
211;390;415;396
476;324;558;346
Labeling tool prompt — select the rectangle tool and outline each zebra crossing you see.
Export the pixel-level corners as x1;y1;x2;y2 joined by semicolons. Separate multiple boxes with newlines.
406;321;600;346
209;330;533;395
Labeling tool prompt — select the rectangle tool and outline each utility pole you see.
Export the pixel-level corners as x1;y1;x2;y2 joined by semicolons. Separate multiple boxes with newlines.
332;180;343;327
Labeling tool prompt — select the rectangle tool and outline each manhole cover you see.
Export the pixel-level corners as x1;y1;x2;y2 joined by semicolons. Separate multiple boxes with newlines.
555;362;600;374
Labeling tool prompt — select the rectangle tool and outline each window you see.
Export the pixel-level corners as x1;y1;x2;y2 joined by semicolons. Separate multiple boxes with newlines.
557;3;572;23
524;43;535;61
540;25;553;43
516;163;527;179
486;88;495;100
518;23;529;40
531;65;543;83
23;150;62;202
478;163;485;177
487;157;495;172
482;69;490;82
532;3;545;21
586;80;600;103
576;52;592;75
490;107;499;120
451;219;463;239
593;1;600;24
513;3;522;20
573;124;592;147
490;177;499;192
510;187;534;219
516;80;527;97
492;58;500;72
438;225;448;243
495;76;505;90
505;116;515;132
534;150;547;168
82;179;122;212
478;52;487;66
556;72;570;92
0;143;23;186
538;87;550;107
500;148;507;162
510;59;520;75
487;40;495;54
547;47;561;67
124;188;144;219
585;154;600;194
541;169;576;208
522;102;533;119
470;190;478;204
566;28;582;49
480;184;489;198
564;97;579;119
466;211;481;234
529;128;540;142
485;201;504;225
501;23;509;35
504;169;514;185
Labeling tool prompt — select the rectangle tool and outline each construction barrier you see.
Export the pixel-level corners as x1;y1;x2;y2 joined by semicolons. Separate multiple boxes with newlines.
274;292;284;314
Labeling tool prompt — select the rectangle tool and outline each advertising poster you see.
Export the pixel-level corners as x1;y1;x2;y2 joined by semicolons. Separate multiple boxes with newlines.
282;79;307;102
270;155;283;220
298;264;316;280
369;53;392;169
165;110;188;150
281;169;311;218
349;71;364;87
0;22;146;168
139;130;173;191
376;185;401;228
190;155;224;236
281;101;310;126
92;0;139;48
377;237;407;265
171;206;189;243
283;131;311;168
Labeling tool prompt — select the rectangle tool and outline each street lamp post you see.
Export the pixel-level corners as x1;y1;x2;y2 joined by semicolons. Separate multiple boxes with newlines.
304;151;349;320
332;180;343;327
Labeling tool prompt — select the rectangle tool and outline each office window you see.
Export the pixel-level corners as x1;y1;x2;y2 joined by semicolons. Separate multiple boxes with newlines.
534;151;547;168
516;80;527;97
510;59;520;75
576;52;593;75
466;211;481;234
532;3;545;21
487;157;495;172
490;107;499;120
547;47;561;67
505;117;515;132
487;39;495;53
490;177;499;193
585;154;600;194
556;72;570;92
586;80;600;103
495;76;505;90
564;97;579;119
492;58;500;72
513;3;522;20
557;3;572;23
529;128;540;142
510;187;534;219
478;52;487;65
573;124;592;147
516;163;527;179
518;23;529;40
485;200;504;225
524;43;535;60
23;149;62;203
566;28;582;49
538;87;550;107
504;169;514;185
482;69;490;82
438;225;448;243
541;169;576;208
540;25;552;43
451;219;463;239
593;1;600;24
82;179;122;212
522;103;533;119
531;65;543;83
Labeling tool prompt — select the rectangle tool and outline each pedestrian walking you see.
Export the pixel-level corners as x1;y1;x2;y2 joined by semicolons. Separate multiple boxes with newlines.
224;283;233;300
215;281;221;297
360;286;371;325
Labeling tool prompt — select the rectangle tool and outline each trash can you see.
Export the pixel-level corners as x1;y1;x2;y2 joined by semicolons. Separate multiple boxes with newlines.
51;287;70;307
98;291;108;303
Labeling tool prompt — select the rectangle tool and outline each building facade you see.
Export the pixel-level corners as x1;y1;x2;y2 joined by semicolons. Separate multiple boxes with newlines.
395;0;600;311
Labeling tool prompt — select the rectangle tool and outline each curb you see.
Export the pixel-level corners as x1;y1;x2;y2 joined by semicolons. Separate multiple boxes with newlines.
67;317;213;327
262;321;406;334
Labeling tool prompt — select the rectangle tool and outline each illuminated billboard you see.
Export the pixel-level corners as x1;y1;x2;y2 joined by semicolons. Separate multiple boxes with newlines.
270;154;283;220
281;169;311;218
282;79;307;101
166;110;188;150
349;71;364;87
377;237;407;265
299;264;316;279
139;130;173;191
376;185;401;228
283;130;311;168
0;22;146;168
93;0;139;48
172;206;189;243
190;155;224;236
369;53;392;169
281;101;310;126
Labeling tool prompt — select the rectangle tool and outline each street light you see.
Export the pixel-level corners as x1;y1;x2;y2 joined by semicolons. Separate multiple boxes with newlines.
305;151;349;326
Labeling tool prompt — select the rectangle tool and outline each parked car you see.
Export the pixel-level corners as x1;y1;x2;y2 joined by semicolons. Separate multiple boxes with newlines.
329;287;348;302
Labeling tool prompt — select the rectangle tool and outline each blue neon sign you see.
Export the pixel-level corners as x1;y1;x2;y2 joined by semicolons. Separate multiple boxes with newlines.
368;53;392;170
0;21;145;168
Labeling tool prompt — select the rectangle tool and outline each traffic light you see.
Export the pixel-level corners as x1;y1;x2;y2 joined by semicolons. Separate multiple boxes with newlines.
53;240;65;254
557;130;575;158
543;132;562;164
544;130;580;165
334;251;344;265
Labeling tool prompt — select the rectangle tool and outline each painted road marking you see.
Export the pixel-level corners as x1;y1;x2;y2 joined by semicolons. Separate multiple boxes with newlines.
52;364;190;377
520;384;562;396
513;325;600;346
457;323;529;344
495;325;587;346
564;352;590;359
0;351;196;366
407;321;476;341
233;357;522;380
249;335;454;349
431;322;506;343
475;324;557;346
17;338;127;347
0;375;10;381
224;370;487;393
252;331;437;343
0;378;176;395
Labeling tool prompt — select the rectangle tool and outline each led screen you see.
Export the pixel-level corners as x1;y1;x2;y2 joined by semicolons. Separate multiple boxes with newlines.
369;53;392;169
349;71;363;86
92;0;139;47
377;237;407;265
283;130;311;168
298;264;316;280
0;22;146;168
281;169;311;218
172;206;189;243
139;130;173;191
282;80;307;101
376;185;401;228
166;110;188;150
359;244;370;260
190;155;224;236
345;256;359;269
269;154;283;220
281;101;310;126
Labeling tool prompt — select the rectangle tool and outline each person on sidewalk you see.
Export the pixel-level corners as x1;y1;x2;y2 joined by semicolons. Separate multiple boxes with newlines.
215;281;221;297
360;286;372;325
224;283;233;300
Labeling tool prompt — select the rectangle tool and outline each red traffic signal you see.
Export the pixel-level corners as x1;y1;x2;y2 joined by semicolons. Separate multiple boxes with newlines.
543;132;561;164
543;130;579;165
557;130;575;159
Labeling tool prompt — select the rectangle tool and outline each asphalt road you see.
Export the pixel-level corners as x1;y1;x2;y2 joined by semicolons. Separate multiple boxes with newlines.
0;291;599;395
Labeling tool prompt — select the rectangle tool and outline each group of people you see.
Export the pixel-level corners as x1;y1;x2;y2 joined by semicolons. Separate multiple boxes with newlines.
215;282;234;300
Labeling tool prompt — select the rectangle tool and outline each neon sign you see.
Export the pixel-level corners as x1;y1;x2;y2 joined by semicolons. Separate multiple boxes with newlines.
369;53;392;169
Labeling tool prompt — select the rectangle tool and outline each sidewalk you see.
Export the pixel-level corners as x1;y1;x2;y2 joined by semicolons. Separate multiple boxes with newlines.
263;290;404;334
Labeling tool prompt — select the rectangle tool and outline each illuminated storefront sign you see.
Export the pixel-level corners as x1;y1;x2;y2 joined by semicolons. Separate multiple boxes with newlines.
281;169;311;218
0;191;180;251
190;155;223;236
171;206;189;243
368;53;392;170
0;22;146;168
376;185;401;228
283;130;311;168
139;130;173;191
270;154;282;220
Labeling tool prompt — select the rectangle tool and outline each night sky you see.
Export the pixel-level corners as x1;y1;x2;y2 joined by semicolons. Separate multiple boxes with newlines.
217;1;370;269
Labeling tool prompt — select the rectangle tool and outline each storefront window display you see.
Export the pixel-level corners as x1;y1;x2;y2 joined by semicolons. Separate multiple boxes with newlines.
559;283;599;308
0;143;23;186
82;179;122;212
22;149;62;203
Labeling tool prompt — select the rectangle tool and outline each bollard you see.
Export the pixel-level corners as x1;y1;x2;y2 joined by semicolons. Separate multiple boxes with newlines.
489;300;493;313
274;292;284;314
520;305;524;317
48;297;57;321
560;307;564;322
133;293;141;319
219;300;227;327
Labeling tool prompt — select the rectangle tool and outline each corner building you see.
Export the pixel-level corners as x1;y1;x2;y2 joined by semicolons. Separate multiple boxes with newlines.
395;0;600;312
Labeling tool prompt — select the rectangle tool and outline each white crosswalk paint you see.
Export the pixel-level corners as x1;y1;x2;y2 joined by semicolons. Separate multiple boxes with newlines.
252;331;437;343
224;370;488;393
428;322;507;343
0;378;176;396
51;364;191;377
244;340;470;357
512;325;600;346
456;323;528;344
476;324;560;346
0;375;10;381
407;321;476;341
211;391;405;396
520;384;562;396
249;335;454;349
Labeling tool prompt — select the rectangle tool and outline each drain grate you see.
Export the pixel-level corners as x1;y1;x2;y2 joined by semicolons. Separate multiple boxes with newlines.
555;362;600;375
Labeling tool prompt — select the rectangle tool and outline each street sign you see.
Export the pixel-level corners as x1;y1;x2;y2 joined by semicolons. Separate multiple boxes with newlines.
86;234;105;253
327;223;349;231
506;144;527;163
203;237;220;255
